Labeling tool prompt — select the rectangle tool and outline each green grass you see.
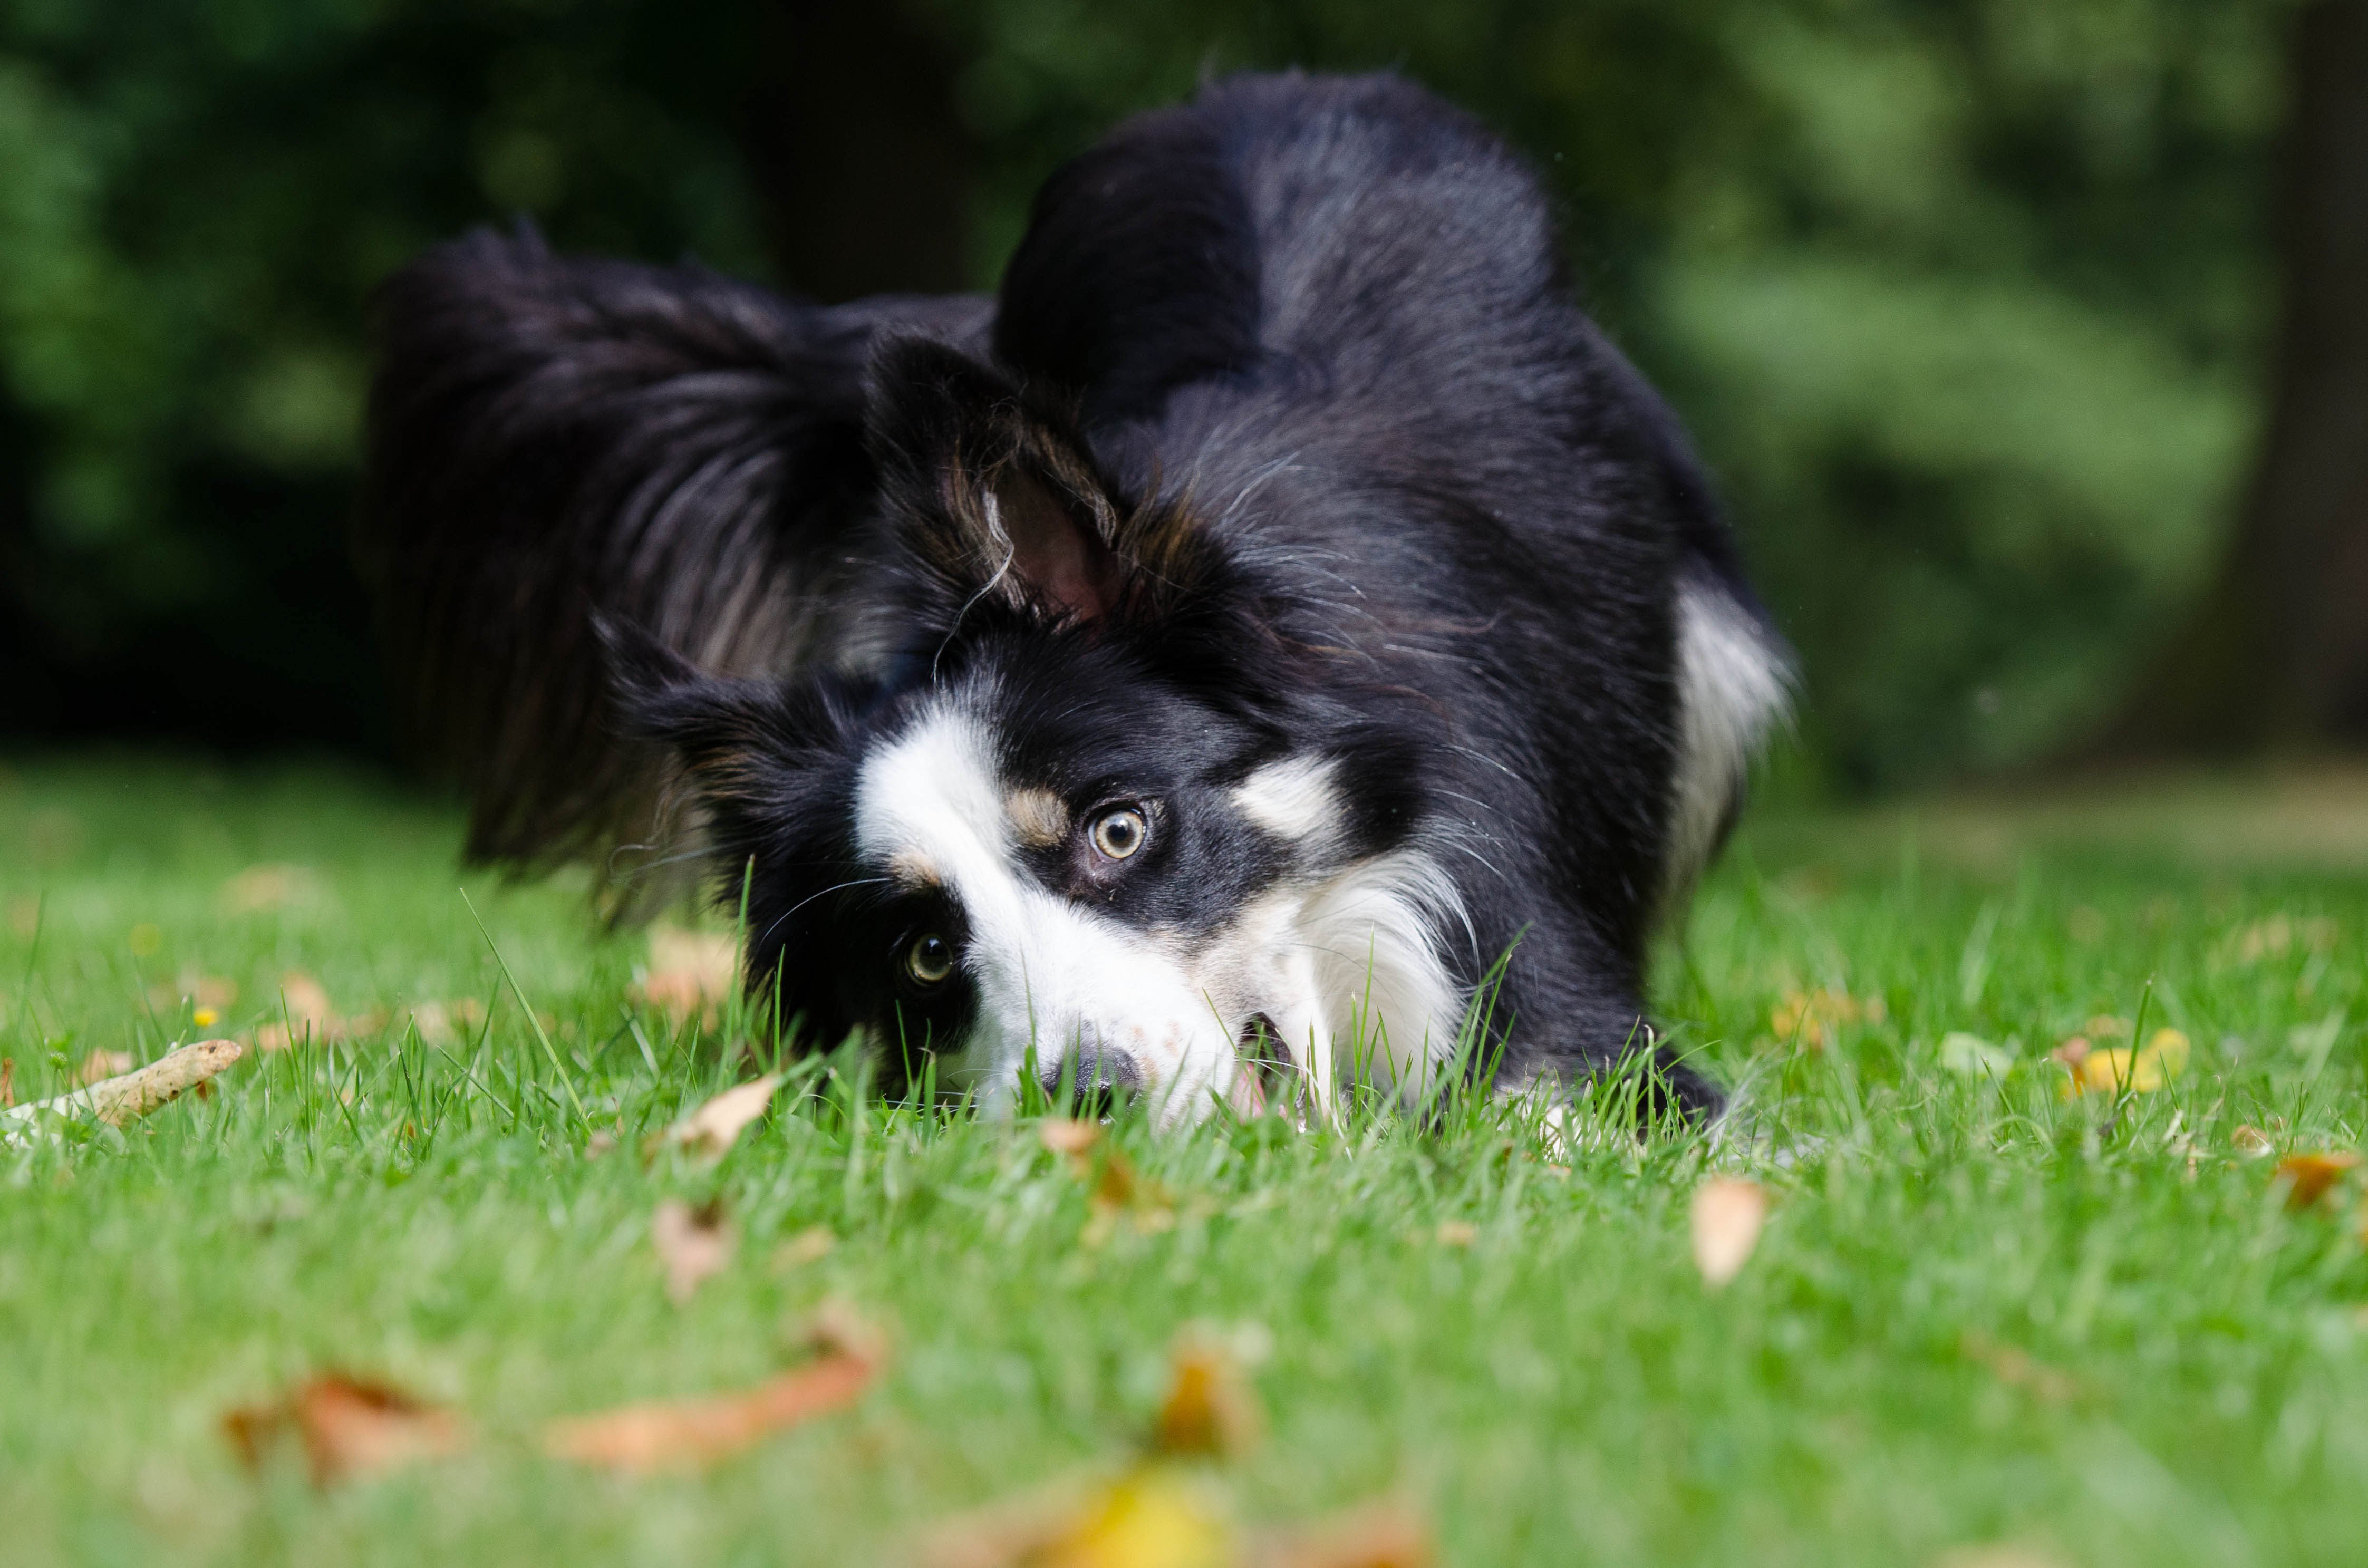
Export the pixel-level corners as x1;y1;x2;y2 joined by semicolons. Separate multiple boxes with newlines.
3;755;2365;1567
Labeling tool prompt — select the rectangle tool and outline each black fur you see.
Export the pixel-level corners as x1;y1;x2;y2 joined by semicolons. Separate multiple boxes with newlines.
364;71;1784;1120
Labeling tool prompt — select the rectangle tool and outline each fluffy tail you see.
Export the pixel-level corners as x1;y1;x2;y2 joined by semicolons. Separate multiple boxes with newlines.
356;225;986;877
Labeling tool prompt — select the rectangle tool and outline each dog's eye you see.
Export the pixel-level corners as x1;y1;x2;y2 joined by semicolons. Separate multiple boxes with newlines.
903;932;954;988
1090;807;1147;861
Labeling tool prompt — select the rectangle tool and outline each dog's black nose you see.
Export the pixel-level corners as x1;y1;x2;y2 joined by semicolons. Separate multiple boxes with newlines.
1041;1045;1142;1116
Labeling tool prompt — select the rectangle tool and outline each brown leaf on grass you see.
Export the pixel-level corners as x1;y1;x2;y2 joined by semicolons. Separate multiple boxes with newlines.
1042;1119;1178;1242
1041;1118;1102;1158
0;1056;12;1109
1689;1178;1768;1288
543;1306;885;1473
223;1372;466;1486
221;863;323;914
653;1197;736;1305
634;927;739;1021
652;1074;783;1162
2232;1124;2276;1157
771;1226;837;1272
2275;1151;2363;1210
404;997;487;1046
1930;1548;2069;1568
253;971;348;1052
1960;1332;2081;1404
1250;1498;1434;1568
75;1049;135;1086
1152;1330;1263;1460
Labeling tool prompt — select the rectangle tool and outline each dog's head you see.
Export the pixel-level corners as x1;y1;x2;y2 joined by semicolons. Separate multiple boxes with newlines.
610;340;1462;1124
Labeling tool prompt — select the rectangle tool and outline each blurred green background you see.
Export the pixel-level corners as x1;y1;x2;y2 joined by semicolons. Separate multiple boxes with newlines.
0;0;2346;791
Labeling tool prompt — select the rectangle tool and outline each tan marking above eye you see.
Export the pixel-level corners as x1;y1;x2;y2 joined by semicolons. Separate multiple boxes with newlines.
1005;787;1071;849
1091;806;1148;861
886;848;943;890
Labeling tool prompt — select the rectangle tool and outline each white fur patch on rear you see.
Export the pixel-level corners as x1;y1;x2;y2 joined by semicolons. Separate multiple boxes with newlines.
1665;575;1792;915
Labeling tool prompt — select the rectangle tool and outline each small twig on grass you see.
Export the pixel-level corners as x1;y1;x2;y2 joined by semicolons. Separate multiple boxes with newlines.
1;1038;244;1146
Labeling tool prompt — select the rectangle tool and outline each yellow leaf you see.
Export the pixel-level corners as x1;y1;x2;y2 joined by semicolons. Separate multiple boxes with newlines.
1030;1470;1235;1568
1151;1329;1262;1460
1690;1178;1768;1288
2060;1028;2188;1097
2275;1151;2362;1210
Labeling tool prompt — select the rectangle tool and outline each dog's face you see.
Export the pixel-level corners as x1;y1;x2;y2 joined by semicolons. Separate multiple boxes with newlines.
615;341;1461;1124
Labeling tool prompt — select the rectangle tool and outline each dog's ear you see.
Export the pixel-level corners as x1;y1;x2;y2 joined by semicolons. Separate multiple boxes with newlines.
361;226;989;877
864;338;1127;626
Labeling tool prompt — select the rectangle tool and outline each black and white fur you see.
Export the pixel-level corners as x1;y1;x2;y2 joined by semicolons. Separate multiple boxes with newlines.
359;72;1791;1127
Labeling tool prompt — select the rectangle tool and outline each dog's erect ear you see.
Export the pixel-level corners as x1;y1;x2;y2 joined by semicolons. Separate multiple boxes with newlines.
864;338;1126;625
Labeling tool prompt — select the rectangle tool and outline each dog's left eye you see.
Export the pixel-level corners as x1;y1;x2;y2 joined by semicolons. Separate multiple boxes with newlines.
1089;806;1147;861
903;932;954;988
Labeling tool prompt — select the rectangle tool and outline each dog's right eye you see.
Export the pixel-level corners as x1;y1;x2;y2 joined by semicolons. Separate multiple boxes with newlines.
903;932;954;988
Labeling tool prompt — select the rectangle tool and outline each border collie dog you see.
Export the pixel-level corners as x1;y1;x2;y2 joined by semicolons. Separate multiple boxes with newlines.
361;71;1790;1128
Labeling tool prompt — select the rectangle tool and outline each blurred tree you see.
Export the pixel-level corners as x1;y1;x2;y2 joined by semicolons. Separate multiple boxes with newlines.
0;0;776;749
0;0;2306;791
2105;0;2368;755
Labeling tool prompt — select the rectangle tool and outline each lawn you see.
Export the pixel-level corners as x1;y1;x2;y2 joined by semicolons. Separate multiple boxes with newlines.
3;756;2365;1567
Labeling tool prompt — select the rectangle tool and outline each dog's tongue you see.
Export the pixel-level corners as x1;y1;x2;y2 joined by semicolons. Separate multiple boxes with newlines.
1226;1062;1271;1118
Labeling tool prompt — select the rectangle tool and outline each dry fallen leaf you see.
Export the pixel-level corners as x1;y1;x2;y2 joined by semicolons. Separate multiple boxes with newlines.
404;997;487;1046
654;1074;783;1162
635;927;740;1021
1152;1331;1263;1460
772;1226;837;1271
223;1372;466;1486
75;1049;135;1086
1251;1499;1435;1568
2232;1124;2276;1157
543;1306;884;1473
0;1056;12;1109
2275;1151;2363;1210
1770;988;1883;1052
1960;1332;2080;1404
1690;1177;1768;1288
254;971;347;1051
221;863;322;914
652;1197;736;1305
1043;1119;1177;1241
1930;1547;2070;1568
1041;1118;1103;1158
